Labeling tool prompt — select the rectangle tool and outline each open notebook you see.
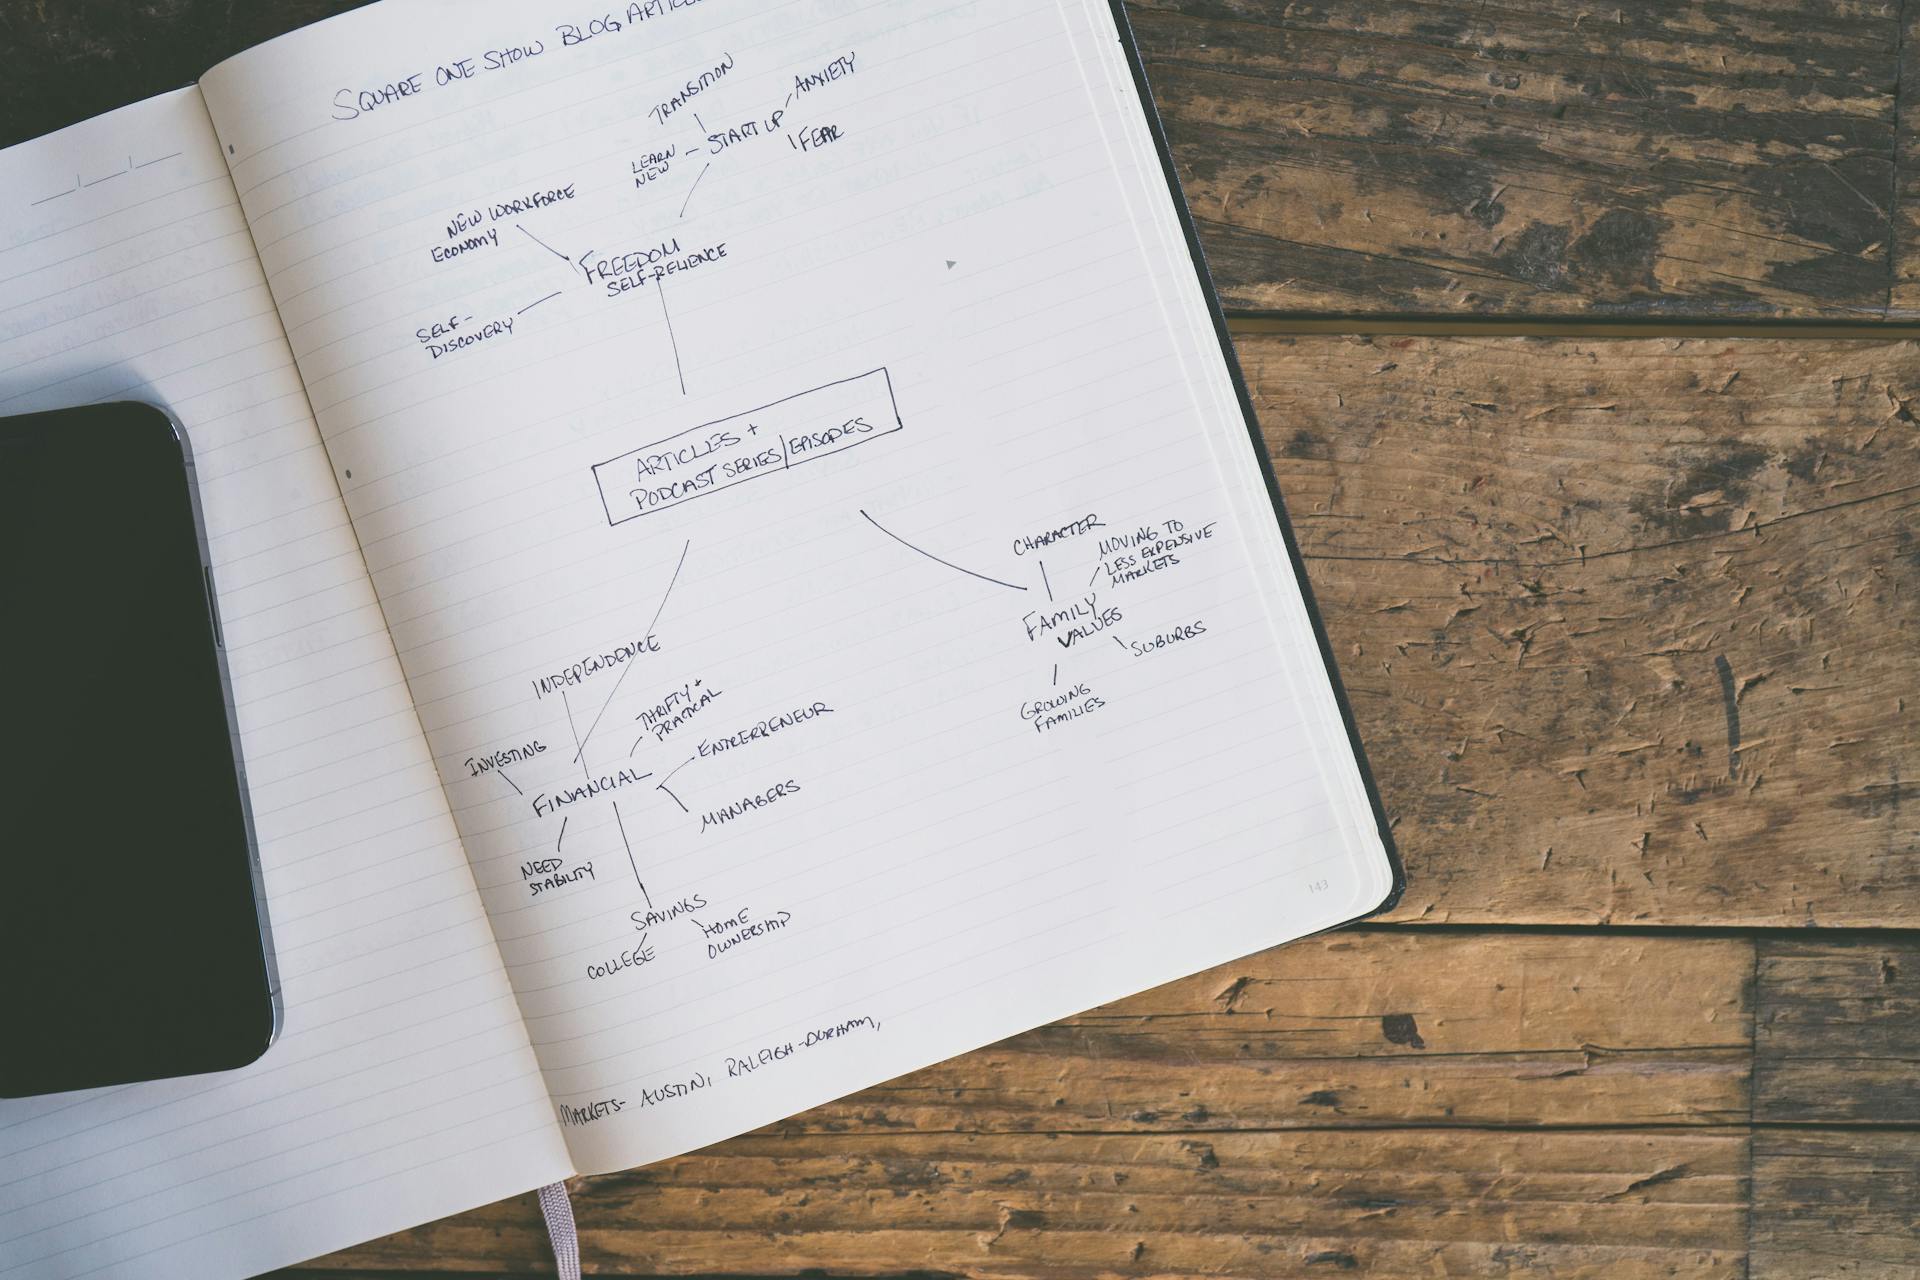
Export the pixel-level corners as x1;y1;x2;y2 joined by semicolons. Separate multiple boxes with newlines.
0;1;1398;1275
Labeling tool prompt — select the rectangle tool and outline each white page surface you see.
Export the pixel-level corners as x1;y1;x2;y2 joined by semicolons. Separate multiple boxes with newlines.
0;89;569;1280
203;0;1393;1173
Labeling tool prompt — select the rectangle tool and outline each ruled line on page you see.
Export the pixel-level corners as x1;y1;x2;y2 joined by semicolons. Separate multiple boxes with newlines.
3;173;237;260
18;1113;565;1280
0;225;255;318
0;87;566;1280
1;1008;535;1204
5;1030;541;1214
191;360;1198;844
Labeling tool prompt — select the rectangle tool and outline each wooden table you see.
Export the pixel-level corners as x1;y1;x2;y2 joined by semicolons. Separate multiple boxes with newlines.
10;2;1917;1275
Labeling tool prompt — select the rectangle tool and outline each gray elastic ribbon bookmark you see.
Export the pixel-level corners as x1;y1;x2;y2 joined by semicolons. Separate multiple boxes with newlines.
537;1182;582;1280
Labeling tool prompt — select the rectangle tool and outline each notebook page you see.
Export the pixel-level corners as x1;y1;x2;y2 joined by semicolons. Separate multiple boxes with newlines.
0;90;569;1280
201;0;1393;1173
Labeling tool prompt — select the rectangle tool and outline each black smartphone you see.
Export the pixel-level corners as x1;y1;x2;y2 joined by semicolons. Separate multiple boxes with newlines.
1;402;279;1098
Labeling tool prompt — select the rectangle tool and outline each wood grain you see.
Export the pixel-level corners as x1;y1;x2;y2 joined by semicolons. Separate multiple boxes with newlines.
1247;334;1920;925
6;0;1918;319
1131;0;1905;318
295;930;1752;1278
1756;938;1920;1125
1751;1130;1920;1280
296;1131;1751;1278
787;930;1751;1134
290;931;1920;1277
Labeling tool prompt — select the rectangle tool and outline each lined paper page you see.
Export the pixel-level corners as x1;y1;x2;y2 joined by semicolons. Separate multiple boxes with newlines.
0;90;569;1279
203;0;1393;1173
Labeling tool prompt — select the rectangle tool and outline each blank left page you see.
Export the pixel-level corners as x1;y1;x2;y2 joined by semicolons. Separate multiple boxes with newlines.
0;90;569;1280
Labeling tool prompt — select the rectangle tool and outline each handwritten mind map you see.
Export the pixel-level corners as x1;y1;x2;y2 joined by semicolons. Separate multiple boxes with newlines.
405;37;863;396
369;4;1239;1130
454;406;1231;1127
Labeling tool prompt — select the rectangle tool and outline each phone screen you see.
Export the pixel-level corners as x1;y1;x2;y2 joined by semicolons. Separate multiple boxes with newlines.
1;403;277;1098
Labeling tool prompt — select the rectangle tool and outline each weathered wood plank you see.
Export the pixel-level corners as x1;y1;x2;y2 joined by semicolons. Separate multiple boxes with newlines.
294;1129;1748;1278
1131;0;1903;318
1751;1130;1920;1280
292;931;1751;1275
1245;334;1920;925
783;930;1750;1134
5;0;1914;321
1756;938;1920;1125
1892;0;1920;313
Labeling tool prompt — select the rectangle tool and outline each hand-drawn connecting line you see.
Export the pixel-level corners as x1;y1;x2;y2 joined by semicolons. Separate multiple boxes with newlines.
861;507;1084;688
30;150;183;207
512;223;569;317
860;510;1028;593
492;49;858;395
495;498;1113;935
490;539;721;929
